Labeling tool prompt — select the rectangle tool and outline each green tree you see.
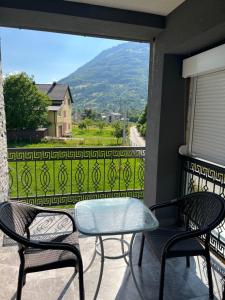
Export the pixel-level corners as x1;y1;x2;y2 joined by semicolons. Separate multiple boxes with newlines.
78;121;87;130
113;121;123;144
83;108;97;120
4;73;49;129
138;105;147;125
137;105;147;137
84;118;92;129
129;113;140;123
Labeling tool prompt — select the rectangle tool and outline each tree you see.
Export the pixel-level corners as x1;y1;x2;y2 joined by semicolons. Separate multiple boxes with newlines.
84;118;92;129
4;72;49;129
113;121;123;144
138;105;147;125
129;113;140;123
78;121;87;130
137;105;147;137
83;108;97;120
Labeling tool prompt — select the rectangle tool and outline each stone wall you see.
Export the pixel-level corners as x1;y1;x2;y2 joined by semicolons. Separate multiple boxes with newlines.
0;64;8;202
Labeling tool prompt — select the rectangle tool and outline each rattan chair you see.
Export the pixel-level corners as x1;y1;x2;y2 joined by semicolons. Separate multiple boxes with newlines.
138;192;225;300
0;201;84;300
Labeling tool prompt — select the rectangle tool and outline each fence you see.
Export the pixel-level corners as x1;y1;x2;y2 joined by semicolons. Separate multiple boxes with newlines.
180;154;225;261
8;147;145;207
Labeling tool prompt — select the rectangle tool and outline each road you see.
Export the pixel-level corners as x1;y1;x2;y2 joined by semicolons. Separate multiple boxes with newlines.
129;126;146;147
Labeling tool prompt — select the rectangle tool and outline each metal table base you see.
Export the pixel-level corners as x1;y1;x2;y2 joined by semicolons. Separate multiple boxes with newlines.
84;234;145;300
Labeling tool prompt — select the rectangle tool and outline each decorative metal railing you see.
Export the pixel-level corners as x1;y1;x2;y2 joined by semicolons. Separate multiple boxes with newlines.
180;154;225;261
8;147;145;207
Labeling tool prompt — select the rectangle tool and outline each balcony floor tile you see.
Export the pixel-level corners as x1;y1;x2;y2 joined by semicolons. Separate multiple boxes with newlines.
0;234;223;300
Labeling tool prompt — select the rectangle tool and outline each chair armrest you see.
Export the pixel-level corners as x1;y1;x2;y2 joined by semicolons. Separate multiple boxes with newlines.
36;208;76;232
150;198;179;211
163;228;205;255
27;239;83;271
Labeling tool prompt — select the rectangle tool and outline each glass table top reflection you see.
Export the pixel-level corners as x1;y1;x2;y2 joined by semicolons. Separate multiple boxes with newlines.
74;197;159;236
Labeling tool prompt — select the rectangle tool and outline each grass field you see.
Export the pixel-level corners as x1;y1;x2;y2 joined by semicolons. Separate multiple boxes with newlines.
8;124;124;148
72;124;115;137
71;124;123;145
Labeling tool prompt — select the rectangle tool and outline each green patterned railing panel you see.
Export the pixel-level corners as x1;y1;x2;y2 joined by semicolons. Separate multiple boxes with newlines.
8;147;145;206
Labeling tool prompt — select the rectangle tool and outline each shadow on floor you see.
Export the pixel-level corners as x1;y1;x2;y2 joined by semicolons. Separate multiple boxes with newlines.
115;234;221;300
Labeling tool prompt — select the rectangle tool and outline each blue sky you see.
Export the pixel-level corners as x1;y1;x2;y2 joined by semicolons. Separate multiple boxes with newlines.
0;27;125;82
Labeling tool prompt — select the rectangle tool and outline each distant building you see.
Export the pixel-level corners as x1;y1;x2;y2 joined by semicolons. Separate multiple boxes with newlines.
101;112;122;123
36;82;73;137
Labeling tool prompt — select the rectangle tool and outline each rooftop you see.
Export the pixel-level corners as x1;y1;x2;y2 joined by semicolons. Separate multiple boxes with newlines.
36;83;73;102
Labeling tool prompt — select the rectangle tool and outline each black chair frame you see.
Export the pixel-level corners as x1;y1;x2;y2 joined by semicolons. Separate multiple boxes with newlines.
0;201;84;300
138;192;225;300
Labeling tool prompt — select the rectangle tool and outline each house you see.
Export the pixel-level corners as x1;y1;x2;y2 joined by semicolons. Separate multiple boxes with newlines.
101;112;122;122
36;82;73;137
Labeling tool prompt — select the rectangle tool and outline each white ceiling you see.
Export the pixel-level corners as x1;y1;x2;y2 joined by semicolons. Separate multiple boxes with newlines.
66;0;186;16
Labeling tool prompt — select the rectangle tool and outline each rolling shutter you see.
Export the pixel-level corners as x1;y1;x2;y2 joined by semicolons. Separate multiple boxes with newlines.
190;69;225;165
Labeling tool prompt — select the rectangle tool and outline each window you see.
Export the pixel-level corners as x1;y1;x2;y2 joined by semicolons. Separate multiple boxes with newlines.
64;111;66;118
188;69;225;166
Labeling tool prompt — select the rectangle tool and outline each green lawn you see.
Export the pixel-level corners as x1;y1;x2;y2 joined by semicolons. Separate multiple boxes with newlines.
8;124;123;148
72;124;123;146
72;124;115;137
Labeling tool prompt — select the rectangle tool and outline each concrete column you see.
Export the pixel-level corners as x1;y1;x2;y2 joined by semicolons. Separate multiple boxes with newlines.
144;42;164;207
0;63;9;202
144;48;187;212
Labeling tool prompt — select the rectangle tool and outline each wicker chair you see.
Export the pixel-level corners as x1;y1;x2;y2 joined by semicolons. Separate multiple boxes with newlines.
0;201;84;300
138;192;225;300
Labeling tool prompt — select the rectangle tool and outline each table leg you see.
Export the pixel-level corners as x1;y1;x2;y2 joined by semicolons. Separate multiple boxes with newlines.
121;234;129;266
129;233;145;300
83;236;98;273
94;236;104;300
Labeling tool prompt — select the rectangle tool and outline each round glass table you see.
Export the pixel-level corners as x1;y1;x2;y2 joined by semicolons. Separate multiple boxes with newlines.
75;197;159;300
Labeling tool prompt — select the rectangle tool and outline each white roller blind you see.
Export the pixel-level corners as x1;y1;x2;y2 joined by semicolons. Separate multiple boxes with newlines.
190;69;225;165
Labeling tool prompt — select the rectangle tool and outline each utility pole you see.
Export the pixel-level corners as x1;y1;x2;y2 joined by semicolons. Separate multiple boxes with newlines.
122;102;127;145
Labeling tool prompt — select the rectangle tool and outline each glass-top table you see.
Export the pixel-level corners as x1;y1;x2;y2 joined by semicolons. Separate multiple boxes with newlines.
75;197;158;236
75;197;159;300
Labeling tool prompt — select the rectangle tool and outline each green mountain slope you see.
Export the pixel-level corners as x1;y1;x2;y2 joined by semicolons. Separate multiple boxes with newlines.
59;42;150;112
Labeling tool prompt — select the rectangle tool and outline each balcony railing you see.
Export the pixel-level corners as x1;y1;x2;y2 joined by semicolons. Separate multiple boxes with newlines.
8;147;145;207
180;154;225;262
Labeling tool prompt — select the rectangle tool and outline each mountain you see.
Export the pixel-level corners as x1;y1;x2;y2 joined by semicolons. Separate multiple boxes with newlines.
59;42;150;113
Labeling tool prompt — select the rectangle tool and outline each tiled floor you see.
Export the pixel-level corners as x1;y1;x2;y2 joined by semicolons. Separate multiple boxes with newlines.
0;234;224;300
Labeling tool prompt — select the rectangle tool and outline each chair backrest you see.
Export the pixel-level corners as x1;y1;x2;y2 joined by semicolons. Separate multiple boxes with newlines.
179;192;225;231
0;201;39;243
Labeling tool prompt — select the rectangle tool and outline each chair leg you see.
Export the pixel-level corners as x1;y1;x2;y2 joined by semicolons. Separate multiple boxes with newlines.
78;267;85;300
159;256;166;300
17;264;25;300
186;256;190;268
223;282;225;300
138;234;145;267
23;273;26;286
205;252;214;299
